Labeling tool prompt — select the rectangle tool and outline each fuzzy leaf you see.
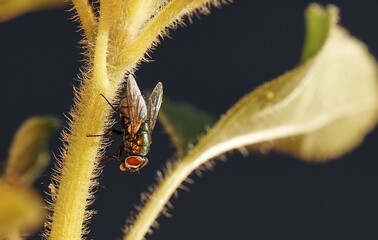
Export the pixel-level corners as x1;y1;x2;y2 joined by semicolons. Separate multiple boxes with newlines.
159;98;215;157
4;116;60;184
0;181;44;237
193;4;378;162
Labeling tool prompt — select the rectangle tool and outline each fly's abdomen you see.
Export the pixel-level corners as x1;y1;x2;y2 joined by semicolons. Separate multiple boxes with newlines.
125;125;151;157
136;131;151;156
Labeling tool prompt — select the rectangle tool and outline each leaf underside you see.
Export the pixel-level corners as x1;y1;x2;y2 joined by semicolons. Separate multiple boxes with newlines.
162;4;378;162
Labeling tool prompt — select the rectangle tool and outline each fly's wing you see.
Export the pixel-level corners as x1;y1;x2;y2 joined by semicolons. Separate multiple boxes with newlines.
147;82;163;132
126;75;147;136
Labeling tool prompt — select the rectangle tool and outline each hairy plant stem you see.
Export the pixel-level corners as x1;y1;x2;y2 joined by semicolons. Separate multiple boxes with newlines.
9;230;22;240
71;0;96;42
48;0;228;239
125;128;234;240
48;2;115;240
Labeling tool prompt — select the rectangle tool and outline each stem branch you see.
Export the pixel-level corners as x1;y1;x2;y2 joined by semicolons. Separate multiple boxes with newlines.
71;0;97;42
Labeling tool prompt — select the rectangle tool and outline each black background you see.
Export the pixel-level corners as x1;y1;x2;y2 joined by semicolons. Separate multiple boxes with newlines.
0;1;377;240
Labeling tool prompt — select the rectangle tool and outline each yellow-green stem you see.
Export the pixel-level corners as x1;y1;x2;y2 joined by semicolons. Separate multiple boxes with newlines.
49;85;110;240
71;0;97;42
93;1;110;86
114;0;193;78
113;0;223;79
124;143;213;240
49;2;113;240
8;230;22;240
48;0;228;239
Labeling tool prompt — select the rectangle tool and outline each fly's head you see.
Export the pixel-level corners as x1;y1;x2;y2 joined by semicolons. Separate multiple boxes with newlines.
120;156;149;172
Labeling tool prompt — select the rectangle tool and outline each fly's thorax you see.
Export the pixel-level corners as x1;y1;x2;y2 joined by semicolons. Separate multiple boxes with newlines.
121;115;131;129
119;95;130;115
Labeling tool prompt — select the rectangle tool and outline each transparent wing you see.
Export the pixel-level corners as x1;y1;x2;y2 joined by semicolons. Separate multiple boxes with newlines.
147;82;163;132
126;75;147;136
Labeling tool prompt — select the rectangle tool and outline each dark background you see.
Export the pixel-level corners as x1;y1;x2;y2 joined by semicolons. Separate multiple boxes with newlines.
0;1;377;240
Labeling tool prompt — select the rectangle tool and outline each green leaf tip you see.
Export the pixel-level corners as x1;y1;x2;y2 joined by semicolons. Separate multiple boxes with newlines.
301;4;338;61
3;116;60;184
159;98;215;157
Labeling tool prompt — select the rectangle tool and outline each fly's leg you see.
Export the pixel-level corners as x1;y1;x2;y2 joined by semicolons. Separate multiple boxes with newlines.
100;94;119;113
115;144;124;160
86;95;124;137
100;144;124;166
87;128;123;137
103;155;120;162
87;133;107;137
112;129;123;135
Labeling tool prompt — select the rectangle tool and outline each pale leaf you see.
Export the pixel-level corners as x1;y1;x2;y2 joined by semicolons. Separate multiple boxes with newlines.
191;4;378;163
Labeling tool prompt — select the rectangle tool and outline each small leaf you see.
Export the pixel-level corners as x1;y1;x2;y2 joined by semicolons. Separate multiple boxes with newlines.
4;116;60;184
159;98;215;157
0;181;45;237
191;4;378;163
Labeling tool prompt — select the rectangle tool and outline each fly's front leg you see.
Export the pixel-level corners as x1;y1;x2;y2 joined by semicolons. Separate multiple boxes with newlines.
87;128;123;137
100;144;124;166
100;93;120;113
116;144;124;161
112;129;123;135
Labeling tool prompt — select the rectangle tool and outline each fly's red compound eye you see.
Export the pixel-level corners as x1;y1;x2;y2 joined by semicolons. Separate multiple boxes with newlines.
120;156;148;172
127;156;143;166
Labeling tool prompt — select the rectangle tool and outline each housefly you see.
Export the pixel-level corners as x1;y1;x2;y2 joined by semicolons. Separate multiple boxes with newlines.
93;75;163;172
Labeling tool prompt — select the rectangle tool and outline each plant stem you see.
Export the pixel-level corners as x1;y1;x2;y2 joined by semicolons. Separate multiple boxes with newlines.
47;0;229;239
8;230;22;240
49;85;109;240
71;0;97;42
124;142;215;240
114;0;193;78
48;2;114;240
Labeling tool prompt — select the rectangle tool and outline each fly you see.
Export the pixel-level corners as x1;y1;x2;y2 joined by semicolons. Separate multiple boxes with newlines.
90;75;163;172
